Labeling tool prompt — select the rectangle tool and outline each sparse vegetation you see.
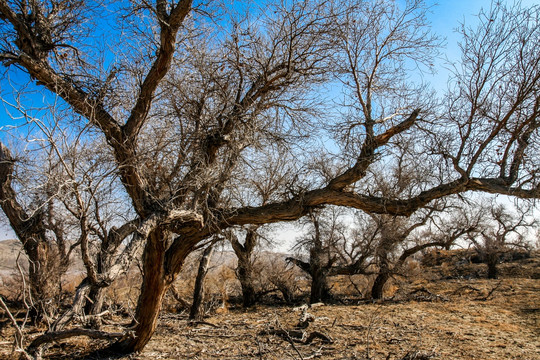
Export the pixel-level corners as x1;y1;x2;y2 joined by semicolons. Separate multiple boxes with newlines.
1;243;539;359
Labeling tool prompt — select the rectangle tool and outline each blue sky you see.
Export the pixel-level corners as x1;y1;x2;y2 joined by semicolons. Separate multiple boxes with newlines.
1;0;538;240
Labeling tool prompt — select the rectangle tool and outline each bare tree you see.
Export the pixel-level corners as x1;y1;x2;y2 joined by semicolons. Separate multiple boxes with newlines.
466;202;537;279
287;208;348;303
0;0;538;354
362;206;482;299
0;110;140;332
0;141;79;322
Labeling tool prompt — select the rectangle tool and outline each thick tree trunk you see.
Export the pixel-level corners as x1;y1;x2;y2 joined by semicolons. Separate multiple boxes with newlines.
237;255;257;307
238;269;256;308
308;221;331;304
310;269;331;304
486;253;499;279
115;229;169;353
370;272;390;300
114;228;194;353
230;227;258;308
23;238;63;322
189;244;215;321
84;285;107;328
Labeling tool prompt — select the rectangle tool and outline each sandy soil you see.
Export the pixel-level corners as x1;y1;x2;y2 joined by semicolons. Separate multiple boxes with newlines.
1;254;539;360
1;278;534;360
123;278;539;360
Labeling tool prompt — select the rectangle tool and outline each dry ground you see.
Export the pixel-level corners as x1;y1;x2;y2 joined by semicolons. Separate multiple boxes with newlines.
2;278;538;360
121;278;540;360
1;251;539;360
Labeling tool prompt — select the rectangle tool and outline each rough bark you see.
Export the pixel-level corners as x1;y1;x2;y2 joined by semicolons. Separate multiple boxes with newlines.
50;279;92;332
230;228;258;308
370;271;391;300
237;261;257;307
115;229;168;352
310;268;331;304
84;285;107;328
189;244;215;321
28;328;124;360
113;227;196;353
486;253;499;279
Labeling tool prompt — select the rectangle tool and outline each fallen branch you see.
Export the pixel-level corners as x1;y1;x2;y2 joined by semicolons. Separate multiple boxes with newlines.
451;284;481;296
188;320;219;328
304;331;333;344
408;287;449;302
259;329;333;345
477;281;503;301
280;327;304;360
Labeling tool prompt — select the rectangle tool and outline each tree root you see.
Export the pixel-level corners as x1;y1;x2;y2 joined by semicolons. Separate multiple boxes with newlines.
27;328;126;360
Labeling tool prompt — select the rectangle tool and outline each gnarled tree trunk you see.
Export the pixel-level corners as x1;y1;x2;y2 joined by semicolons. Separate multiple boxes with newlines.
115;229;168;352
309;217;332;304
114;227;197;353
237;259;256;307
84;285;107;328
310;267;331;304
230;228;259;308
23;237;62;316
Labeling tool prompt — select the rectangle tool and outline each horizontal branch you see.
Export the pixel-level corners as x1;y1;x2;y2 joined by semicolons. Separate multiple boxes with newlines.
221;173;539;229
221;181;458;226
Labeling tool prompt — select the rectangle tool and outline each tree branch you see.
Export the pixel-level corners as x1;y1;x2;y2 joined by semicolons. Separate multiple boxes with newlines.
122;0;193;142
327;109;420;190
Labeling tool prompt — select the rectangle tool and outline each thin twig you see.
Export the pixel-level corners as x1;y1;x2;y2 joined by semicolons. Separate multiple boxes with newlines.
0;296;32;360
276;318;304;360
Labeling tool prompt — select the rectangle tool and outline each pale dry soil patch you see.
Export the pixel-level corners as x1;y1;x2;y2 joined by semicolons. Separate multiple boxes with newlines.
1;278;538;359
121;278;539;359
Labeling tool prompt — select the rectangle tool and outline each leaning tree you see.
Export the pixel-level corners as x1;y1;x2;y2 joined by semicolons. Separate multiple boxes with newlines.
1;0;539;354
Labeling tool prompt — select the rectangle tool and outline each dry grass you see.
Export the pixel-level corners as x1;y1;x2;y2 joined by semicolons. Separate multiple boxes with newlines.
126;278;538;360
0;252;539;360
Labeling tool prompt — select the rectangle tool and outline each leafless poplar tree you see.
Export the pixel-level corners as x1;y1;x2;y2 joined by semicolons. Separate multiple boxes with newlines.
0;106;139;331
287;208;349;303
